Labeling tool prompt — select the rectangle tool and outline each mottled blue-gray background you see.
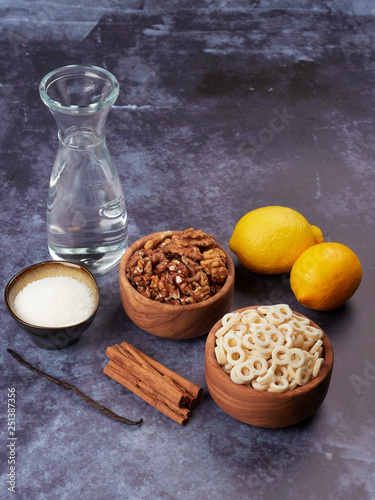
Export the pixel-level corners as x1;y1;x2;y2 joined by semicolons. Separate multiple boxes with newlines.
1;1;375;499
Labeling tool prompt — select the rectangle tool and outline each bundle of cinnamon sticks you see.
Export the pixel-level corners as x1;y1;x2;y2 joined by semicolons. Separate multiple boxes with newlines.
104;341;203;425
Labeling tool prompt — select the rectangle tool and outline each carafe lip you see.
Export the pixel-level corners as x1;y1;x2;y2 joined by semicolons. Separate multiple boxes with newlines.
39;64;119;115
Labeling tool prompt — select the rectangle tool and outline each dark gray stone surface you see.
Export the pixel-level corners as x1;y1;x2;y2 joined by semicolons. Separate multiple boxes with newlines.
1;1;375;499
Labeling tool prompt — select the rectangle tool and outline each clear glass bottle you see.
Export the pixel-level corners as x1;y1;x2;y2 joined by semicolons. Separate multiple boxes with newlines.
39;65;128;274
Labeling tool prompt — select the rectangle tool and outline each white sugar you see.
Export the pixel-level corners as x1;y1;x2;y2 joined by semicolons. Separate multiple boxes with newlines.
13;276;95;327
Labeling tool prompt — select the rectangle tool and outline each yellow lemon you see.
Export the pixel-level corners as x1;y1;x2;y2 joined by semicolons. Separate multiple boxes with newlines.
290;242;362;311
229;206;324;274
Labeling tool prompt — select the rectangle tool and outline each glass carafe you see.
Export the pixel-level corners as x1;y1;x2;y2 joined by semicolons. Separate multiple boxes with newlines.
39;64;128;275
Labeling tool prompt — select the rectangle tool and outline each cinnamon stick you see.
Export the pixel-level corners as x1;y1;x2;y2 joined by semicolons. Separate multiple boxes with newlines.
114;344;194;406
118;343;156;373
106;346;189;408
121;341;203;408
107;361;189;413
104;361;189;426
103;341;203;425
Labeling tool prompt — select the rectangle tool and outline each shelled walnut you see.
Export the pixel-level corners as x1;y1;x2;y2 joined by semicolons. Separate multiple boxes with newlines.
126;229;229;305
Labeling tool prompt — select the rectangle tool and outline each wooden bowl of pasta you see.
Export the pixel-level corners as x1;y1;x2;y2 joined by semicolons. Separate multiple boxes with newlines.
205;305;334;428
119;230;235;339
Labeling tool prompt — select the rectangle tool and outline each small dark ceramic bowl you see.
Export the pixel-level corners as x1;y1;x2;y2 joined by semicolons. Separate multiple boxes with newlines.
119;231;235;339
4;261;100;350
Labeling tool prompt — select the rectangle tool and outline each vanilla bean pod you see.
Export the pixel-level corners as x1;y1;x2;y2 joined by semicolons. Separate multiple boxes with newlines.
7;349;142;426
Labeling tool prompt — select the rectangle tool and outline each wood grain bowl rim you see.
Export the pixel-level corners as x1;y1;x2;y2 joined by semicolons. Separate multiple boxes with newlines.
4;260;100;330
205;306;334;400
119;231;235;312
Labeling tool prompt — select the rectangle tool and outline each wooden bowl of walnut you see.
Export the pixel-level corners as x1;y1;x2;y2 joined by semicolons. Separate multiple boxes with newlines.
119;230;235;339
205;306;334;428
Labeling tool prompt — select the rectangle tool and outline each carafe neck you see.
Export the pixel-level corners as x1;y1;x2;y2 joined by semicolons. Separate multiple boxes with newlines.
39;64;119;140
52;110;110;141
58;127;106;150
